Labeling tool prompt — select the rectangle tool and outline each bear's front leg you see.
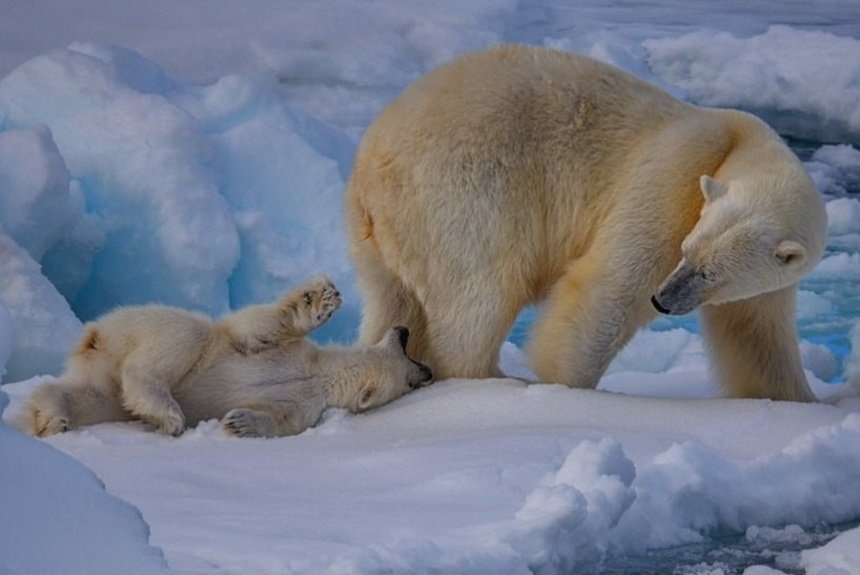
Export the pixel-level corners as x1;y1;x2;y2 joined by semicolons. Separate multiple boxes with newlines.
699;285;815;401
223;396;325;438
528;247;657;388
279;276;342;337
226;277;342;354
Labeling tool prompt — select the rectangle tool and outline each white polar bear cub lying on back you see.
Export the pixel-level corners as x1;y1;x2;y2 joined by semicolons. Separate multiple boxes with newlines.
27;277;433;438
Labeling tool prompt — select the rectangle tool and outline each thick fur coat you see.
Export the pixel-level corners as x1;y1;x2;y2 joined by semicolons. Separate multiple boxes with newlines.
27;278;433;437
346;45;826;401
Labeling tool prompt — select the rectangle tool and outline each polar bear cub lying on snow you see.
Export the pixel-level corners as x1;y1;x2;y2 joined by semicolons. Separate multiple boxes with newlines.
27;277;433;438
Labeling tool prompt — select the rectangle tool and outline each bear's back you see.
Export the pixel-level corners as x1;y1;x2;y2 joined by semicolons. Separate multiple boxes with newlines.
86;305;215;359
368;44;688;160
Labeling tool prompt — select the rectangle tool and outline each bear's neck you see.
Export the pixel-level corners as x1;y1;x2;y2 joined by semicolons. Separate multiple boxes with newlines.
712;109;798;183
313;345;375;410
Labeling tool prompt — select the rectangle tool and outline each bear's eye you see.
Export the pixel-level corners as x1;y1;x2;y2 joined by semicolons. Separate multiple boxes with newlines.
698;269;714;282
776;252;798;265
359;385;377;408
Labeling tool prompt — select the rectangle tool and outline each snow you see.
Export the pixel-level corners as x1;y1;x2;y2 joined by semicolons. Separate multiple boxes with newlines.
810;145;860;198
803;527;860;575
0;388;168;575
3;372;860;574
826;198;860;237
644;26;860;143
0;234;81;381
846;323;860;389
2;1;860;574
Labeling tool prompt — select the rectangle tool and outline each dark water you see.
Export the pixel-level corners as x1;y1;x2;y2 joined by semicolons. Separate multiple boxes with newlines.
602;521;859;575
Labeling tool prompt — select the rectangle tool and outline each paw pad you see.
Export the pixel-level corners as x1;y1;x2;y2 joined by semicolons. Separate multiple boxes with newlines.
290;277;342;331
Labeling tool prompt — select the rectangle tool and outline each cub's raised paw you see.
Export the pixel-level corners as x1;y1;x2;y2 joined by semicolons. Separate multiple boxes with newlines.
222;408;277;438
287;276;342;332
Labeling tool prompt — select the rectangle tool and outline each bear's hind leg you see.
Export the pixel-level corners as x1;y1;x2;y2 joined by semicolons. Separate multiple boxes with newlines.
26;381;127;436
700;285;815;401
27;382;75;436
354;243;431;362
119;360;187;435
419;284;521;380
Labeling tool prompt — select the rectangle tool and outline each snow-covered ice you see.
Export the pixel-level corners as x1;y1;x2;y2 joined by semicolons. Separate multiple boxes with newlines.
2;2;860;574
4;373;860;575
802;526;860;575
0;389;168;575
644;26;860;143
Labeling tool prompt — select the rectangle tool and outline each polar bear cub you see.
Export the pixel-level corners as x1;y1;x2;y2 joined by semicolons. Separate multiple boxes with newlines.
26;277;433;438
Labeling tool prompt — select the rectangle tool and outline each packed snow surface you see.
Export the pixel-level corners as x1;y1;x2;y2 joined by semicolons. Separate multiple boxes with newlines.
2;1;860;574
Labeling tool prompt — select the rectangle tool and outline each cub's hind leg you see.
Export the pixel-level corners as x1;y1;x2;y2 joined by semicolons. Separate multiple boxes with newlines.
26;337;128;436
352;241;431;364
26;381;127;437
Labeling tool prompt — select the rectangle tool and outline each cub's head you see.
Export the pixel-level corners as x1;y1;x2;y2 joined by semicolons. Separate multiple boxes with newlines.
352;326;433;413
652;174;826;315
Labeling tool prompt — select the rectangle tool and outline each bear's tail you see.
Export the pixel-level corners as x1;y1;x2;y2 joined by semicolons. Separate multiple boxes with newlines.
75;326;101;355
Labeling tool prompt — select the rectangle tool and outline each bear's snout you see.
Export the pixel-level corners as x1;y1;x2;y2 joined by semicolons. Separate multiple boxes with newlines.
653;260;706;316
651;295;672;315
410;360;433;388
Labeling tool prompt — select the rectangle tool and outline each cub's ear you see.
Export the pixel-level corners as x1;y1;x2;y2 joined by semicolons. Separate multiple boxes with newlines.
774;240;807;267
358;382;378;411
394;326;410;351
700;175;728;202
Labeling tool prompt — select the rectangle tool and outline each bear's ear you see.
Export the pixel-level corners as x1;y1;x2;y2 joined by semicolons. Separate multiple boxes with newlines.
700;175;728;202
774;240;807;267
394;326;410;351
358;382;378;411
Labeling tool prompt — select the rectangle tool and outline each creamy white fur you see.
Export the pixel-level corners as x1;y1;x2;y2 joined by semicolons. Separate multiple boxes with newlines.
346;44;827;401
26;277;432;437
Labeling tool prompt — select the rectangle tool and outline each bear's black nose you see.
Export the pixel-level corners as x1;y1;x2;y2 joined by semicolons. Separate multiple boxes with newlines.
651;295;672;315
419;364;433;382
409;361;433;388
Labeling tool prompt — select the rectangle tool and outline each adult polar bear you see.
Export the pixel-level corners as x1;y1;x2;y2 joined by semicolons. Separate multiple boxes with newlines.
346;44;827;401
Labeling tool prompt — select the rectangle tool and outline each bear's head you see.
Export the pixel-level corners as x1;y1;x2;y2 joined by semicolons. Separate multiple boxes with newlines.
353;326;434;412
652;174;826;316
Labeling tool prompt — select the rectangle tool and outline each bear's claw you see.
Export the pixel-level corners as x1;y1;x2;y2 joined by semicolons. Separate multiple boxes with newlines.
37;414;72;437
222;408;268;438
290;277;341;332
